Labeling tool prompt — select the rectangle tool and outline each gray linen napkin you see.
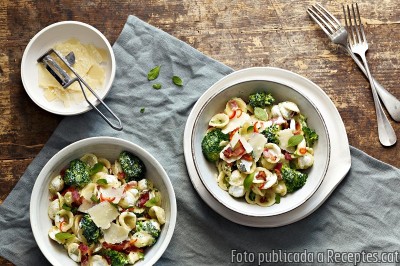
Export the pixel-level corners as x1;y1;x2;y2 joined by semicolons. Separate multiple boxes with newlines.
1;15;400;266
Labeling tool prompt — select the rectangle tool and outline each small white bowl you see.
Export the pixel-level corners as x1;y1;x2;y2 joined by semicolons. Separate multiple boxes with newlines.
21;21;116;116
30;137;177;266
187;67;330;217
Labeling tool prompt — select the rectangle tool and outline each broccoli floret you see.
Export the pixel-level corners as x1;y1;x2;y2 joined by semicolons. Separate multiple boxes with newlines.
63;159;90;188
136;219;161;238
100;249;129;266
80;214;102;245
118;151;146;182
201;129;229;162
262;125;280;145
303;127;318;147
248;92;275;108
281;165;308;193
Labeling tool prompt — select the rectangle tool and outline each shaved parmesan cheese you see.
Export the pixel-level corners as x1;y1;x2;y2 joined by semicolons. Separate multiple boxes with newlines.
222;113;250;134
77;199;95;213
38;38;107;107
240;137;253;154
248;133;267;162
103;223;130;244
230;132;241;147
277;128;295;153
87;201;119;229
80;183;97;201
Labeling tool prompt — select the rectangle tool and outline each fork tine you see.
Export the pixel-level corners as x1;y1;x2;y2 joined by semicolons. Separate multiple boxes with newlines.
342;5;350;43
351;3;362;44
355;3;367;42
315;3;342;27
312;4;338;33
307;7;334;36
344;4;355;46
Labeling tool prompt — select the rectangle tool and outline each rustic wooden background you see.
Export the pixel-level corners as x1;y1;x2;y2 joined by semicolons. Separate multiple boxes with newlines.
1;0;399;265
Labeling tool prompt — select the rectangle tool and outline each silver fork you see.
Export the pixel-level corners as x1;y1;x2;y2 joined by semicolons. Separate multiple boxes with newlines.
343;3;396;146
307;3;400;122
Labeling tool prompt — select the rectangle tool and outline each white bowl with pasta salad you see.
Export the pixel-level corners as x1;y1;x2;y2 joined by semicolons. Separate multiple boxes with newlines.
185;67;330;218
30;137;176;266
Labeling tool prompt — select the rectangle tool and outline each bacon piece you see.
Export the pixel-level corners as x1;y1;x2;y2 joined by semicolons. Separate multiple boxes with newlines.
79;244;91;266
223;141;246;159
284;152;292;161
241;153;252;161
228;100;239;110
137;191;150;208
256;171;267;181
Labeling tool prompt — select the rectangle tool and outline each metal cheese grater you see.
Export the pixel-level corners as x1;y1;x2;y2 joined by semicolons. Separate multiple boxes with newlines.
37;49;123;131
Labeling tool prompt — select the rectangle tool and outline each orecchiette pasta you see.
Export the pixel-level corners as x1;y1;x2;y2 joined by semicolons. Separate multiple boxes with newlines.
47;152;167;265
118;212;137;231
202;91;319;207
55;209;74;232
67;242;82;262
49;175;64;194
148;206;166;225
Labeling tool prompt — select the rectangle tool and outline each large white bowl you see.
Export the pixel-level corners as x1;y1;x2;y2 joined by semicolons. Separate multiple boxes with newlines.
21;21;116;116
186;67;330;217
30;137;177;266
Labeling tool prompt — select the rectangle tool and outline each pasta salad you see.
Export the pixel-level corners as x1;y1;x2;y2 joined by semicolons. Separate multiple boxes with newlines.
47;151;165;266
201;91;318;207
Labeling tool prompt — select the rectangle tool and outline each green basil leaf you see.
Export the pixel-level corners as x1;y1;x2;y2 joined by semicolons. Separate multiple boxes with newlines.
254;107;268;121
55;232;74;241
152;83;162;90
90;195;100;203
244;173;255;191
287;135;304;147
247;126;254;133
172;76;183;86
147;66;160;81
62;204;71;211
144;194;161;208
96;179;108;185
89;162;104;176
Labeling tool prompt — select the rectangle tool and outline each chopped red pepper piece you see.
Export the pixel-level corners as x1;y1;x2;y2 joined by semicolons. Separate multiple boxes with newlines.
299;148;307;155
253;121;259;133
100;193;116;203
229;110;237;119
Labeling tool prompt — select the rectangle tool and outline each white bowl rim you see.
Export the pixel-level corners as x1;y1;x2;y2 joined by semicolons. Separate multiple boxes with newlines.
29;136;177;266
191;67;331;217
21;21;116;116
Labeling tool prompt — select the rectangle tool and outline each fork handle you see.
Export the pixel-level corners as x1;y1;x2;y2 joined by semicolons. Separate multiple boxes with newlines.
344;44;400;122
357;53;397;146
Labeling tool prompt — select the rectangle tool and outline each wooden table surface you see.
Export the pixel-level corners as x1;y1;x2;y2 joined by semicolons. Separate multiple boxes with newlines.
1;0;399;265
